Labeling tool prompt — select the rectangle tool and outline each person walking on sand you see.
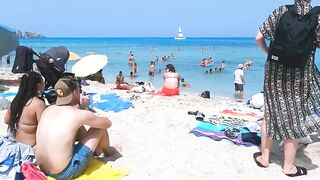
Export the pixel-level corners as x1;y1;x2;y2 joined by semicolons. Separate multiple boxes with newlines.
234;64;245;99
162;64;180;96
255;0;320;177
36;77;118;179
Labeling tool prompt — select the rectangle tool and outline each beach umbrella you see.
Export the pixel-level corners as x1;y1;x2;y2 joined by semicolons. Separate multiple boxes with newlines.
68;51;81;61
0;24;19;58
71;54;108;77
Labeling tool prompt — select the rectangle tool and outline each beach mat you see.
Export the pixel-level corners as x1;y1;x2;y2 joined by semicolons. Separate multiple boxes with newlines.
88;93;133;112
146;90;165;96
190;121;258;147
219;109;262;122
47;158;129;180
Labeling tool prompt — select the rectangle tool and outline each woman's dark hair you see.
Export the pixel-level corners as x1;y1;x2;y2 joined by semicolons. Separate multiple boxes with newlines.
165;64;176;72
8;71;44;135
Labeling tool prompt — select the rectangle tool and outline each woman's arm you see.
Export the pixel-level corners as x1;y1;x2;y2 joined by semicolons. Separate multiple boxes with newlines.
256;31;269;54
35;100;46;123
4;106;11;125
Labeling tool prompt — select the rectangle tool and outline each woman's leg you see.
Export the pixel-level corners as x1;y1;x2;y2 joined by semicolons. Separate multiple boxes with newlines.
254;113;273;167
282;139;299;174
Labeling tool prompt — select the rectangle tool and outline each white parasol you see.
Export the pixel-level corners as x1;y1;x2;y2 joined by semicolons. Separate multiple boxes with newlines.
71;54;108;77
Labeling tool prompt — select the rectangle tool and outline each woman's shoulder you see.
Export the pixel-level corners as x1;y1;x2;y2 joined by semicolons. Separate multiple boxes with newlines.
31;97;46;107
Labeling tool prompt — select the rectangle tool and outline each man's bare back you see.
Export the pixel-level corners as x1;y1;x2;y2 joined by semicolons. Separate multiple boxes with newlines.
35;77;112;178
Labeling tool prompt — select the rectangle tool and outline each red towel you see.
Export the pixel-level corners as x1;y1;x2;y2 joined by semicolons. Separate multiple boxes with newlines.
21;162;46;180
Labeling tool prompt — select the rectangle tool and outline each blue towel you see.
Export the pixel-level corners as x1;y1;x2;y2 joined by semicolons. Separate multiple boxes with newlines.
88;93;133;112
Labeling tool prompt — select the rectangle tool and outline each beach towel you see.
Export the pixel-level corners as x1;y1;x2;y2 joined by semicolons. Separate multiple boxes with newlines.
146;90;165;96
190;121;258;146
21;162;46;180
47;158;129;180
88;93;133;112
219;109;262;122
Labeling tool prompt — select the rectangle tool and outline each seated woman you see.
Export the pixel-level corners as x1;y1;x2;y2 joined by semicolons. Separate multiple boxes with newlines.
115;71;132;90
4;71;46;147
162;64;180;96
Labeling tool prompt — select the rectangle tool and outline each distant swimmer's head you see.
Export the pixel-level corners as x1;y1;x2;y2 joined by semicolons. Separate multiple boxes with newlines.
181;78;185;82
119;71;123;76
55;77;79;106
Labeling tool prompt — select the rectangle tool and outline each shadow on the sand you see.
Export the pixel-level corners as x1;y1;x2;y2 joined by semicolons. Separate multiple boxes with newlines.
98;148;123;162
267;139;319;171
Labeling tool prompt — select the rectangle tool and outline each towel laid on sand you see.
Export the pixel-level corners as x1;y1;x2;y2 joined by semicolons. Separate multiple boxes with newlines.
47;158;129;180
219;109;262;122
190;121;259;146
88;93;133;112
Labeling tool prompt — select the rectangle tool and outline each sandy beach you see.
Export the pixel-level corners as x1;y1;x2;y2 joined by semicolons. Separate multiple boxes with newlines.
1;71;320;179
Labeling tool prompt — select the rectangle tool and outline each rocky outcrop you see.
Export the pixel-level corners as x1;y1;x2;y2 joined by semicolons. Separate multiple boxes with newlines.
15;30;46;38
24;31;46;38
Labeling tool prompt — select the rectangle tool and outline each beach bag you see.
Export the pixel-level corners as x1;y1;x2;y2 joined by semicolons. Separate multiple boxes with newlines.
201;91;210;99
21;162;46;180
12;46;35;73
267;5;320;68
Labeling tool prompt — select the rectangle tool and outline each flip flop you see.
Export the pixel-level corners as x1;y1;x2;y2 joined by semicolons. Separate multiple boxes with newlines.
285;166;307;177
253;152;268;168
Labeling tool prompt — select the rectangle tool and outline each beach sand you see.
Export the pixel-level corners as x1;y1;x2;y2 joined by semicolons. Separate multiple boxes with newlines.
1;71;320;179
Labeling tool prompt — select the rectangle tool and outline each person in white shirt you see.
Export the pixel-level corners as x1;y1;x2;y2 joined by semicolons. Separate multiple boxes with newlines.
234;64;245;98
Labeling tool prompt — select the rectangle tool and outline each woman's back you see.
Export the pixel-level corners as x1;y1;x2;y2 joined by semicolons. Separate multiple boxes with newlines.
4;72;46;147
163;72;180;89
14;97;46;146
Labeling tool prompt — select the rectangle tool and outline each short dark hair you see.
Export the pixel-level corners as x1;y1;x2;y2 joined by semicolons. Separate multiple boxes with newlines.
165;64;176;72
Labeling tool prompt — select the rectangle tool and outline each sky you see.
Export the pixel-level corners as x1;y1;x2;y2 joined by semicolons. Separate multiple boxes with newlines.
1;0;320;37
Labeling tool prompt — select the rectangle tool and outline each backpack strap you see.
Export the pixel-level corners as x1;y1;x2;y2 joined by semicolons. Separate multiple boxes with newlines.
309;6;320;15
286;5;295;12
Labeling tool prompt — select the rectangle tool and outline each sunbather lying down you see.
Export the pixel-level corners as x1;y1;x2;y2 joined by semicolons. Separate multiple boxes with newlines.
36;77;121;179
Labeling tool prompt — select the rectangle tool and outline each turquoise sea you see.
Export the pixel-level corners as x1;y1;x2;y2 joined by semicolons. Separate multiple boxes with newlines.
3;37;320;99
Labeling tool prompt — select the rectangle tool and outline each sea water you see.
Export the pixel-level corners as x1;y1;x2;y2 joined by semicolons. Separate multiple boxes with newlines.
3;37;320;99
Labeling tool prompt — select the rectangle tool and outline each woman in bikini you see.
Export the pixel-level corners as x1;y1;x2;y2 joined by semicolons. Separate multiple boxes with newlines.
4;71;46;147
162;64;180;96
115;71;132;90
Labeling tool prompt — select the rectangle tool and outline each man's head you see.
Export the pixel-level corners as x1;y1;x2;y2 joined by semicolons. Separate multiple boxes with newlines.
238;64;244;69
54;77;80;106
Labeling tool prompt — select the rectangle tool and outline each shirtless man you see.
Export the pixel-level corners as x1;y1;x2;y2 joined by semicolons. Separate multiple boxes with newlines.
36;77;114;179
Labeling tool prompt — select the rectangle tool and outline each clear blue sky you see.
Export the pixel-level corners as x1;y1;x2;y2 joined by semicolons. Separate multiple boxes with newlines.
1;0;320;37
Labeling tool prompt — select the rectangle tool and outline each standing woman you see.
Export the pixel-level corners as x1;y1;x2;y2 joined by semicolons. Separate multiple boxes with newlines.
255;0;320;177
162;64;180;96
4;71;46;147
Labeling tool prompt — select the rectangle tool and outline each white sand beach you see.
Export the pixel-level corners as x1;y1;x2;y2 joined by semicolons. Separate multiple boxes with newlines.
1;71;320;179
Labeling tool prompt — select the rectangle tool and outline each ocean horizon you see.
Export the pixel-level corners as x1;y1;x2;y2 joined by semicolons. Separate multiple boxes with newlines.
3;37;320;99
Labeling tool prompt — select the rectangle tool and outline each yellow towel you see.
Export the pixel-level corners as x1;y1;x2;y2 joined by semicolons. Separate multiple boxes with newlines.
47;158;129;180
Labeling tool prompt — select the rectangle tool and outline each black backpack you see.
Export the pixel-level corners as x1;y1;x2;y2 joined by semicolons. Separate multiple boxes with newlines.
267;5;320;68
201;91;210;99
12;46;35;73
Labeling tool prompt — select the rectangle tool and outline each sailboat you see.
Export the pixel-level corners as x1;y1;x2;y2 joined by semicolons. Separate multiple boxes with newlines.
174;26;186;40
